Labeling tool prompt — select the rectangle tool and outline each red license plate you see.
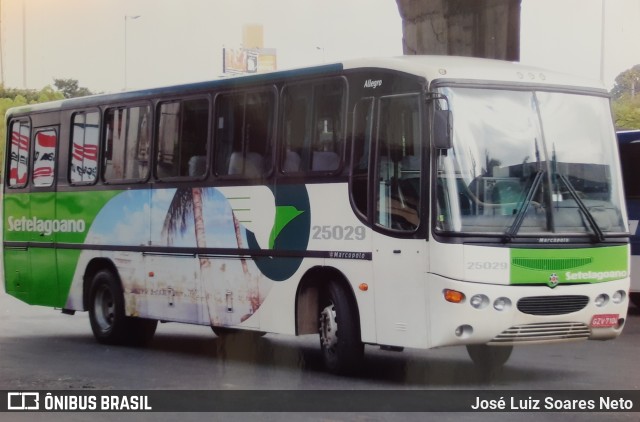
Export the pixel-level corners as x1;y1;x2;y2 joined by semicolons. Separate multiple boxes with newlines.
590;314;619;328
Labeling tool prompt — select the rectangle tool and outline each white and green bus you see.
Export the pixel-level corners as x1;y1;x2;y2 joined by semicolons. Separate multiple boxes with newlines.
3;56;630;374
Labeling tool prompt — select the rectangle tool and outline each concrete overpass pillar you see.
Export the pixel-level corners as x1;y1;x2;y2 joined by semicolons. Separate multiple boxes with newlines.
396;0;521;61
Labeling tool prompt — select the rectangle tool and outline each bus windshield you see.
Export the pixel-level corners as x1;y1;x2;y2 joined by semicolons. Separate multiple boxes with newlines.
435;87;627;239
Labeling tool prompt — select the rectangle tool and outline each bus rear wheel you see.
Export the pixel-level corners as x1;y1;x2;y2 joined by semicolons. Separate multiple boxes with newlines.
88;270;156;346
466;344;513;372
318;281;364;374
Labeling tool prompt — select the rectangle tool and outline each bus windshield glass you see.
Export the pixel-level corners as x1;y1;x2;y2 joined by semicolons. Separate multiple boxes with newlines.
435;87;627;238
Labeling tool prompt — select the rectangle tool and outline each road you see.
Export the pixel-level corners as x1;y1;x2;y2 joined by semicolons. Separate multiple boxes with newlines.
0;288;639;421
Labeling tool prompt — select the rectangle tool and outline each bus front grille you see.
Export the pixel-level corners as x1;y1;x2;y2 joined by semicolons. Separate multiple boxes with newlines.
517;295;589;315
488;322;590;345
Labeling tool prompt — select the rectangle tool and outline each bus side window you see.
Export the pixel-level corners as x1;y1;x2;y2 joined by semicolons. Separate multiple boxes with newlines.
351;97;374;218
103;105;151;183
7;120;31;187
282;84;311;173
70;111;99;184
375;94;422;231
32;129;57;187
215;90;274;179
281;78;346;174
157;98;209;179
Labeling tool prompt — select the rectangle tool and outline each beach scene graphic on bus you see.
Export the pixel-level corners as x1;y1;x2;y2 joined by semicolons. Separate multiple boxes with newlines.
67;185;310;327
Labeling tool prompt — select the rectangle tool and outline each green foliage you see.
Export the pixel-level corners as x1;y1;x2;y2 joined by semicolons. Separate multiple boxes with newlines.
0;82;85;178
611;95;640;130
53;78;94;99
610;65;640;130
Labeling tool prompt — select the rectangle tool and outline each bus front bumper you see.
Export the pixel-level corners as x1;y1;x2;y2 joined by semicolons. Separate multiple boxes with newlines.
426;275;629;348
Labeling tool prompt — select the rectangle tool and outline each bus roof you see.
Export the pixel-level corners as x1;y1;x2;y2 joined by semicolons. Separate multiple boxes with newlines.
6;55;608;118
343;56;608;91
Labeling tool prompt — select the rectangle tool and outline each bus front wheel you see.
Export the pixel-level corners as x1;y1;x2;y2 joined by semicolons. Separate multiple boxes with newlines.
88;270;156;346
466;344;513;371
318;281;364;374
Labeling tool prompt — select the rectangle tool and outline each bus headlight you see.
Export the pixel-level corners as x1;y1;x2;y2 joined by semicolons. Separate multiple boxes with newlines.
493;297;511;311
612;290;626;304
470;294;489;309
595;294;609;307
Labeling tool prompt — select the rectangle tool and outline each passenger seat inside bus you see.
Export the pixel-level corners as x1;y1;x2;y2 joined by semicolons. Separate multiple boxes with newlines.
188;155;206;177
312;151;340;172
228;151;263;178
283;150;301;172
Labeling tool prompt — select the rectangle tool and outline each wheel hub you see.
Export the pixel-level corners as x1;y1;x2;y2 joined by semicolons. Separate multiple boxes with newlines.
319;303;338;350
94;285;115;332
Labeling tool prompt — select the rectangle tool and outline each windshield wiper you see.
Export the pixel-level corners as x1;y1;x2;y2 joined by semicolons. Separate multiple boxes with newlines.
557;173;605;242
504;170;545;241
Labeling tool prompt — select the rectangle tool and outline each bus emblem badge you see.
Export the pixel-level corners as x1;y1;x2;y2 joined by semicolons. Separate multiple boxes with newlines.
548;273;559;288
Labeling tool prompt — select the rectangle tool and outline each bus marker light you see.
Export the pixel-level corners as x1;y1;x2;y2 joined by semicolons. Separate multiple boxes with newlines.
470;294;489;309
148;272;155;277
493;297;511;311
612;290;626;304
444;289;465;303
595;294;609;307
359;283;369;292
455;324;473;338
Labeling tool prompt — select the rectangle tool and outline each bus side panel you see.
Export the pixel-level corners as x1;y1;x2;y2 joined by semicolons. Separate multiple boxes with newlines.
627;199;640;294
3;192;32;303
55;190;123;307
305;183;376;344
56;248;83;308
3;248;30;302
28;191;60;307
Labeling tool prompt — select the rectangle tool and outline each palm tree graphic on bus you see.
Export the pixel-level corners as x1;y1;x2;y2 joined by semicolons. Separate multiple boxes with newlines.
161;184;310;323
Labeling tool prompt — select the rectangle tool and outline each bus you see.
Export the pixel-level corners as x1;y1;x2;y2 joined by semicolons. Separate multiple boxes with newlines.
617;129;640;308
3;56;630;374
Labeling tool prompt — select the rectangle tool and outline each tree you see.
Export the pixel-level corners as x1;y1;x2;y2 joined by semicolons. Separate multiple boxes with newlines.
611;65;640;101
0;85;67;176
53;78;94;98
611;65;640;130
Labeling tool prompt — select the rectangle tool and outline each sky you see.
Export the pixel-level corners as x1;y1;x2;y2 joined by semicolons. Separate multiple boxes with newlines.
0;0;639;93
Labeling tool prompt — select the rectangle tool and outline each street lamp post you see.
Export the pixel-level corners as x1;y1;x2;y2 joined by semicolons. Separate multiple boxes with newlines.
124;15;140;90
316;46;325;63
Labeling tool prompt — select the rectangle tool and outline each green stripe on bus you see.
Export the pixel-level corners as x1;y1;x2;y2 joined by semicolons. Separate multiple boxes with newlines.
510;245;628;286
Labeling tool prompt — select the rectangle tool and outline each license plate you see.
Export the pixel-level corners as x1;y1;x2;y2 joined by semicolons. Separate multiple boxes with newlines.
590;314;619;328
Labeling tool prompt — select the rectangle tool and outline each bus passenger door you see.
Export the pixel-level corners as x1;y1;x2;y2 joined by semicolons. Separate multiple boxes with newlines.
29;127;60;307
370;93;430;348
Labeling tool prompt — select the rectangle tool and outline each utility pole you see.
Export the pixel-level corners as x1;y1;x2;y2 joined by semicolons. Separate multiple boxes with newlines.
0;0;5;85
124;15;140;90
22;0;27;88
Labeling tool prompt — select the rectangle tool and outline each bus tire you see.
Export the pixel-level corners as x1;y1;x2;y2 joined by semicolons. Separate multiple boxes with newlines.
630;293;640;308
88;270;156;346
126;317;158;346
466;344;512;371
318;280;364;374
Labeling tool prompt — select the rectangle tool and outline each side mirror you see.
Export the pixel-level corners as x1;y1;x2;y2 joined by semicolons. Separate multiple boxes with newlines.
433;109;452;150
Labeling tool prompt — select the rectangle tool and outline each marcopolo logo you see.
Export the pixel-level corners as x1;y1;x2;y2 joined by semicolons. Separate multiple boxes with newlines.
7;216;86;236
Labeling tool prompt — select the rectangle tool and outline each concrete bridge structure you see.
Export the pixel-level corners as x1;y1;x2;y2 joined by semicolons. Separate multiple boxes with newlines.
396;0;521;61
